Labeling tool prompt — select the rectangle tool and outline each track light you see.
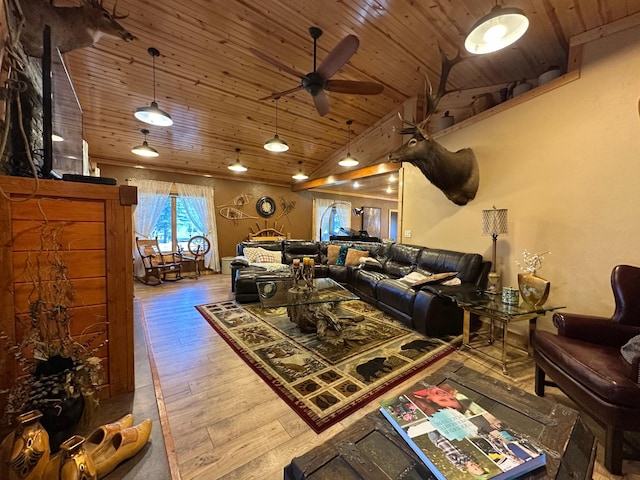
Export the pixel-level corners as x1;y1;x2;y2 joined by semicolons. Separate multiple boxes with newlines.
228;147;247;172
264;97;289;152
135;47;173;126
131;129;159;157
465;4;529;54
338;120;359;167
292;161;308;180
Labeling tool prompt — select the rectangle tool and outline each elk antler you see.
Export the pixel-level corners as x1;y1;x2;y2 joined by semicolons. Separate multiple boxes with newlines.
418;45;465;130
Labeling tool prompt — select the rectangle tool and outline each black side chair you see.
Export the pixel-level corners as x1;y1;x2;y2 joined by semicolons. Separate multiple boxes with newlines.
532;264;640;475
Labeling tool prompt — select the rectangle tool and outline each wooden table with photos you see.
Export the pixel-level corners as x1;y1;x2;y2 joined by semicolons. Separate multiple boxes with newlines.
284;361;596;480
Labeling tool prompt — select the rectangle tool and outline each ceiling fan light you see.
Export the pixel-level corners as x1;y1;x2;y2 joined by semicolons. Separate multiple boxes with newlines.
135;101;173;126
264;134;289;152
338;154;359;167
131;141;159;157
465;6;529;55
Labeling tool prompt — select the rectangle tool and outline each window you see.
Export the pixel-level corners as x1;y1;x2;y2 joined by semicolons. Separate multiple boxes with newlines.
150;194;201;252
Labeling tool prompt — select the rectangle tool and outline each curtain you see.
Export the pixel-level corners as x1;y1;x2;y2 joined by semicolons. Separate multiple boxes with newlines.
313;198;351;241
175;182;221;272
128;178;173;278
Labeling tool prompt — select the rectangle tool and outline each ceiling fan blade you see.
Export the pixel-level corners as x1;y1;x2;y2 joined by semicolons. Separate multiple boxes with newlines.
325;80;384;95
259;85;303;101
316;35;359;80
313;90;330;117
249;47;307;80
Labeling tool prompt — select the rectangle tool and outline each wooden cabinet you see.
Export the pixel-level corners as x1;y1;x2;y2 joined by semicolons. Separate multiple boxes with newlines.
0;176;137;414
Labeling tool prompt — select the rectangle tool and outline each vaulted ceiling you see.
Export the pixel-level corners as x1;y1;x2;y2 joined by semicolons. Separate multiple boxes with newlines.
54;1;639;187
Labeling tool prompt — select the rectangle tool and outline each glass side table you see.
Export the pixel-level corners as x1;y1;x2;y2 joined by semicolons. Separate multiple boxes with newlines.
442;291;564;374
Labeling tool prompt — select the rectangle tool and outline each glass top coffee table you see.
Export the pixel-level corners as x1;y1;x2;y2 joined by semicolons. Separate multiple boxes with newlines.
256;277;359;337
439;290;565;375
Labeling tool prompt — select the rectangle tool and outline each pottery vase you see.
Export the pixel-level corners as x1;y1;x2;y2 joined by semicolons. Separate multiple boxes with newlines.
518;273;551;306
0;410;51;480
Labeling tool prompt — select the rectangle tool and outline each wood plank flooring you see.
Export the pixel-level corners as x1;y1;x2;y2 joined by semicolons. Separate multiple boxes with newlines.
135;274;639;480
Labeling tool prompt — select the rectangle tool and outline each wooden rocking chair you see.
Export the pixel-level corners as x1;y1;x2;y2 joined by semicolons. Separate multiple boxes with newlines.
136;237;183;285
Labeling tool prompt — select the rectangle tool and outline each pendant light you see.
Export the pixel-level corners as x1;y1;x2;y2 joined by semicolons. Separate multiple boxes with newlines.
135;47;173;126
228;147;247;172
338;120;359;167
465;3;529;55
264;97;289;152
131;129;159;157
292;161;309;180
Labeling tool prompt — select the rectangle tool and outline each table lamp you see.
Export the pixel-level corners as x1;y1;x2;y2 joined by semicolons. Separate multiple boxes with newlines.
482;207;508;293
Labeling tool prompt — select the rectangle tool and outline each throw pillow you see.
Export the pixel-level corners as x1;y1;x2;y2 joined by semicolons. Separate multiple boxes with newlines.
399;271;429;285
360;257;383;269
327;245;341;265
621;334;640;365
255;247;281;264
345;248;369;267
411;271;459;288
243;247;261;263
335;245;352;266
231;256;249;266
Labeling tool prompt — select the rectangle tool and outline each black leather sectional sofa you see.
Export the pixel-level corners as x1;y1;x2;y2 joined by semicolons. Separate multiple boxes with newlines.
231;239;490;337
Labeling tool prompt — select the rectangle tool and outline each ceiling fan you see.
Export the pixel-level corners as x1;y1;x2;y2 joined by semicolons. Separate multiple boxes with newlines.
249;27;384;117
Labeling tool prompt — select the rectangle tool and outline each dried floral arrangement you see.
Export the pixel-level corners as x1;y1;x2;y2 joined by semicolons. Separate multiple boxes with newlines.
516;250;550;275
1;222;106;426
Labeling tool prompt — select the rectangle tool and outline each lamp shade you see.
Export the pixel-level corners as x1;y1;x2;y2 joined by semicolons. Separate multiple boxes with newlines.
135;101;173;127
264;134;289;152
338;155;359;167
292;161;308;180
131;141;159;157
228;147;247;172
465;6;529;55
482;207;508;236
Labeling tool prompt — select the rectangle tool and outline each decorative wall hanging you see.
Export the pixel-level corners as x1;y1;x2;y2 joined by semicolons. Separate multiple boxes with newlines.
248;221;291;241
388;47;479;206
17;0;135;57
276;197;296;223
256;196;276;217
219;207;258;225
219;193;253;208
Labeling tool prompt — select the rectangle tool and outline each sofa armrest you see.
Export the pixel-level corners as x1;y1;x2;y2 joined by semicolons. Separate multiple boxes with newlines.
553;312;640;347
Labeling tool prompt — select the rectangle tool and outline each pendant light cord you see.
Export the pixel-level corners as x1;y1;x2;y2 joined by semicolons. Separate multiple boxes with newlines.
152;54;157;103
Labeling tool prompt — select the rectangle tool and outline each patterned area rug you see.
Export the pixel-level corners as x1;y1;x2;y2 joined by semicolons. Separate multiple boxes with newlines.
196;300;460;433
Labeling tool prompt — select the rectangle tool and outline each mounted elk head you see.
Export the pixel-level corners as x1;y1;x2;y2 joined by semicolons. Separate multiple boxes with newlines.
13;0;135;57
388;46;479;206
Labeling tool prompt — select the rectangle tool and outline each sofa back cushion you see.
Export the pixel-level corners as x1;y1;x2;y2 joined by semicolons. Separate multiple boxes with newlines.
415;248;483;283
283;240;321;264
384;244;423;278
237;240;283;256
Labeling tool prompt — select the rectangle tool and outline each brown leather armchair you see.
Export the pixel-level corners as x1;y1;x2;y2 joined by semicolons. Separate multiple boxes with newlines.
532;264;640;475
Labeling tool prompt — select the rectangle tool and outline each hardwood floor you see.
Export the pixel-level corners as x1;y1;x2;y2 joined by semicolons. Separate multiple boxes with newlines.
135;274;638;480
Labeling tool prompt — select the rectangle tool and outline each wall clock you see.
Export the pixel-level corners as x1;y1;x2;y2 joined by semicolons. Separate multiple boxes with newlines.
256;196;276;217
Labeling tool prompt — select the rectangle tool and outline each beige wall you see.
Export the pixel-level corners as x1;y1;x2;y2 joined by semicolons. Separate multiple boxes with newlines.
99;165;397;257
402;25;640;325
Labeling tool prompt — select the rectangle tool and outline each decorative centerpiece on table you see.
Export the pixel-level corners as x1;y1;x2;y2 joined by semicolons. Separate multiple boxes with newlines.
1;223;106;452
291;257;315;290
516;250;551;306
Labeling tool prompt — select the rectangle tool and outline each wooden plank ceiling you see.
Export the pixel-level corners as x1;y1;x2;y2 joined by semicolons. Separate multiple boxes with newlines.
58;0;639;187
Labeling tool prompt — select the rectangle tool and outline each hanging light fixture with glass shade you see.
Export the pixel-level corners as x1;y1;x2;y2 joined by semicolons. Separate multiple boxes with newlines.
292;161;309;180
135;47;173;126
464;3;529;55
264;97;289;152
131;129;159;157
228;147;247;172
338;120;359;167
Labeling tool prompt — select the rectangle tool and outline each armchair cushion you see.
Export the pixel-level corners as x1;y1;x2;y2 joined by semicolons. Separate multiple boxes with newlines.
533;330;640;408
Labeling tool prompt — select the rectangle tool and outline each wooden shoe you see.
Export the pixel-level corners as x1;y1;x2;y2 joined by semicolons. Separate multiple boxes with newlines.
90;419;152;478
84;413;134;456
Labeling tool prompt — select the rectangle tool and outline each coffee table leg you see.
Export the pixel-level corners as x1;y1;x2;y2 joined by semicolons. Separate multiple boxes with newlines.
502;321;509;375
